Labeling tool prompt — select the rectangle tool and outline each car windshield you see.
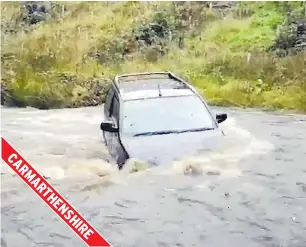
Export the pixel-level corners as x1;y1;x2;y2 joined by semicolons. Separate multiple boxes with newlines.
121;96;216;136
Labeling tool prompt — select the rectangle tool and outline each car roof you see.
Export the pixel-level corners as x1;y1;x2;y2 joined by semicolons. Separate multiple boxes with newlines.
113;72;196;101
121;88;195;101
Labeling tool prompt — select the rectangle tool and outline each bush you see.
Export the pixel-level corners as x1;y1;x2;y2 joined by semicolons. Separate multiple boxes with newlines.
1;1;306;112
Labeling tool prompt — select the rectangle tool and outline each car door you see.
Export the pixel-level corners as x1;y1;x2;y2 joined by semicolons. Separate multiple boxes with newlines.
103;87;114;145
107;95;120;158
104;87;114;118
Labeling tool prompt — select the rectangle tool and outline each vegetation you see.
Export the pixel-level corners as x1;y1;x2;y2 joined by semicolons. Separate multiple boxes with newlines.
1;1;306;111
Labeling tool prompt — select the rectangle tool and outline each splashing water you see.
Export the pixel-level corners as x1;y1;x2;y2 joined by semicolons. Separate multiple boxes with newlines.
168;117;275;177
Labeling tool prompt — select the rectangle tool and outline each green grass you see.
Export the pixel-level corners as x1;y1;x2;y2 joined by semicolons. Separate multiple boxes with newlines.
1;1;306;112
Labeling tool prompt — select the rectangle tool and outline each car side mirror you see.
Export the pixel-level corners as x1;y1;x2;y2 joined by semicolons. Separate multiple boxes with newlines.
100;121;118;133
216;113;227;124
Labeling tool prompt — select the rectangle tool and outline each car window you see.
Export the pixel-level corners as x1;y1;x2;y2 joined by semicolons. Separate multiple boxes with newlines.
110;96;120;123
122;95;216;135
104;87;114;116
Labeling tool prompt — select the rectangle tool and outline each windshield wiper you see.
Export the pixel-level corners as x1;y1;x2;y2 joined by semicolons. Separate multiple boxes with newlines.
133;127;215;137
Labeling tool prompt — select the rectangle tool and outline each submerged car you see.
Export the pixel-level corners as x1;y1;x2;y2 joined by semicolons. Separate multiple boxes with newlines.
100;71;227;169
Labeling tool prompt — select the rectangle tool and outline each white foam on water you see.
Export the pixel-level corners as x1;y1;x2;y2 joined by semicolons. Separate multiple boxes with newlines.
36;112;103;125
167;117;275;178
39;159;116;180
32;159;127;192
1;113;275;188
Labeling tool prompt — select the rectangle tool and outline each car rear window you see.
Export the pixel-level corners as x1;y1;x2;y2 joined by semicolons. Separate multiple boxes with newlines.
121;95;216;135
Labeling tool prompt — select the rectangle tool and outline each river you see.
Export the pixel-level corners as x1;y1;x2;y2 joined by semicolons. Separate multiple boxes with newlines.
1;106;306;247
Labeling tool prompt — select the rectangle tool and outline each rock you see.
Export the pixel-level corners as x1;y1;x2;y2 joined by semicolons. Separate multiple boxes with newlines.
22;1;51;24
270;17;306;55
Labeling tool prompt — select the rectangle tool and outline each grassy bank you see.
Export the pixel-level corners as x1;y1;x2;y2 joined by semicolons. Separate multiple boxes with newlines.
1;2;306;111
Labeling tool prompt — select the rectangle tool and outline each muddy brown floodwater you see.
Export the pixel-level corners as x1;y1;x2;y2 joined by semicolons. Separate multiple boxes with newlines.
1;106;306;247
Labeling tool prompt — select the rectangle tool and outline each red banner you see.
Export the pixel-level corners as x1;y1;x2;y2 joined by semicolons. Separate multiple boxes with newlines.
1;137;111;247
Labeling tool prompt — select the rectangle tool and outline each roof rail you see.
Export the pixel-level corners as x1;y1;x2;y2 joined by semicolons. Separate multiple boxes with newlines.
114;71;184;84
113;71;194;99
118;71;169;78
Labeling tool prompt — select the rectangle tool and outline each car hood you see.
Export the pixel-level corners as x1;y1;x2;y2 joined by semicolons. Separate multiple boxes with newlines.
120;128;225;165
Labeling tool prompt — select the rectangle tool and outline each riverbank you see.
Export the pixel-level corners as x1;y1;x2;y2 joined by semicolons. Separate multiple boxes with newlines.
1;2;306;111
